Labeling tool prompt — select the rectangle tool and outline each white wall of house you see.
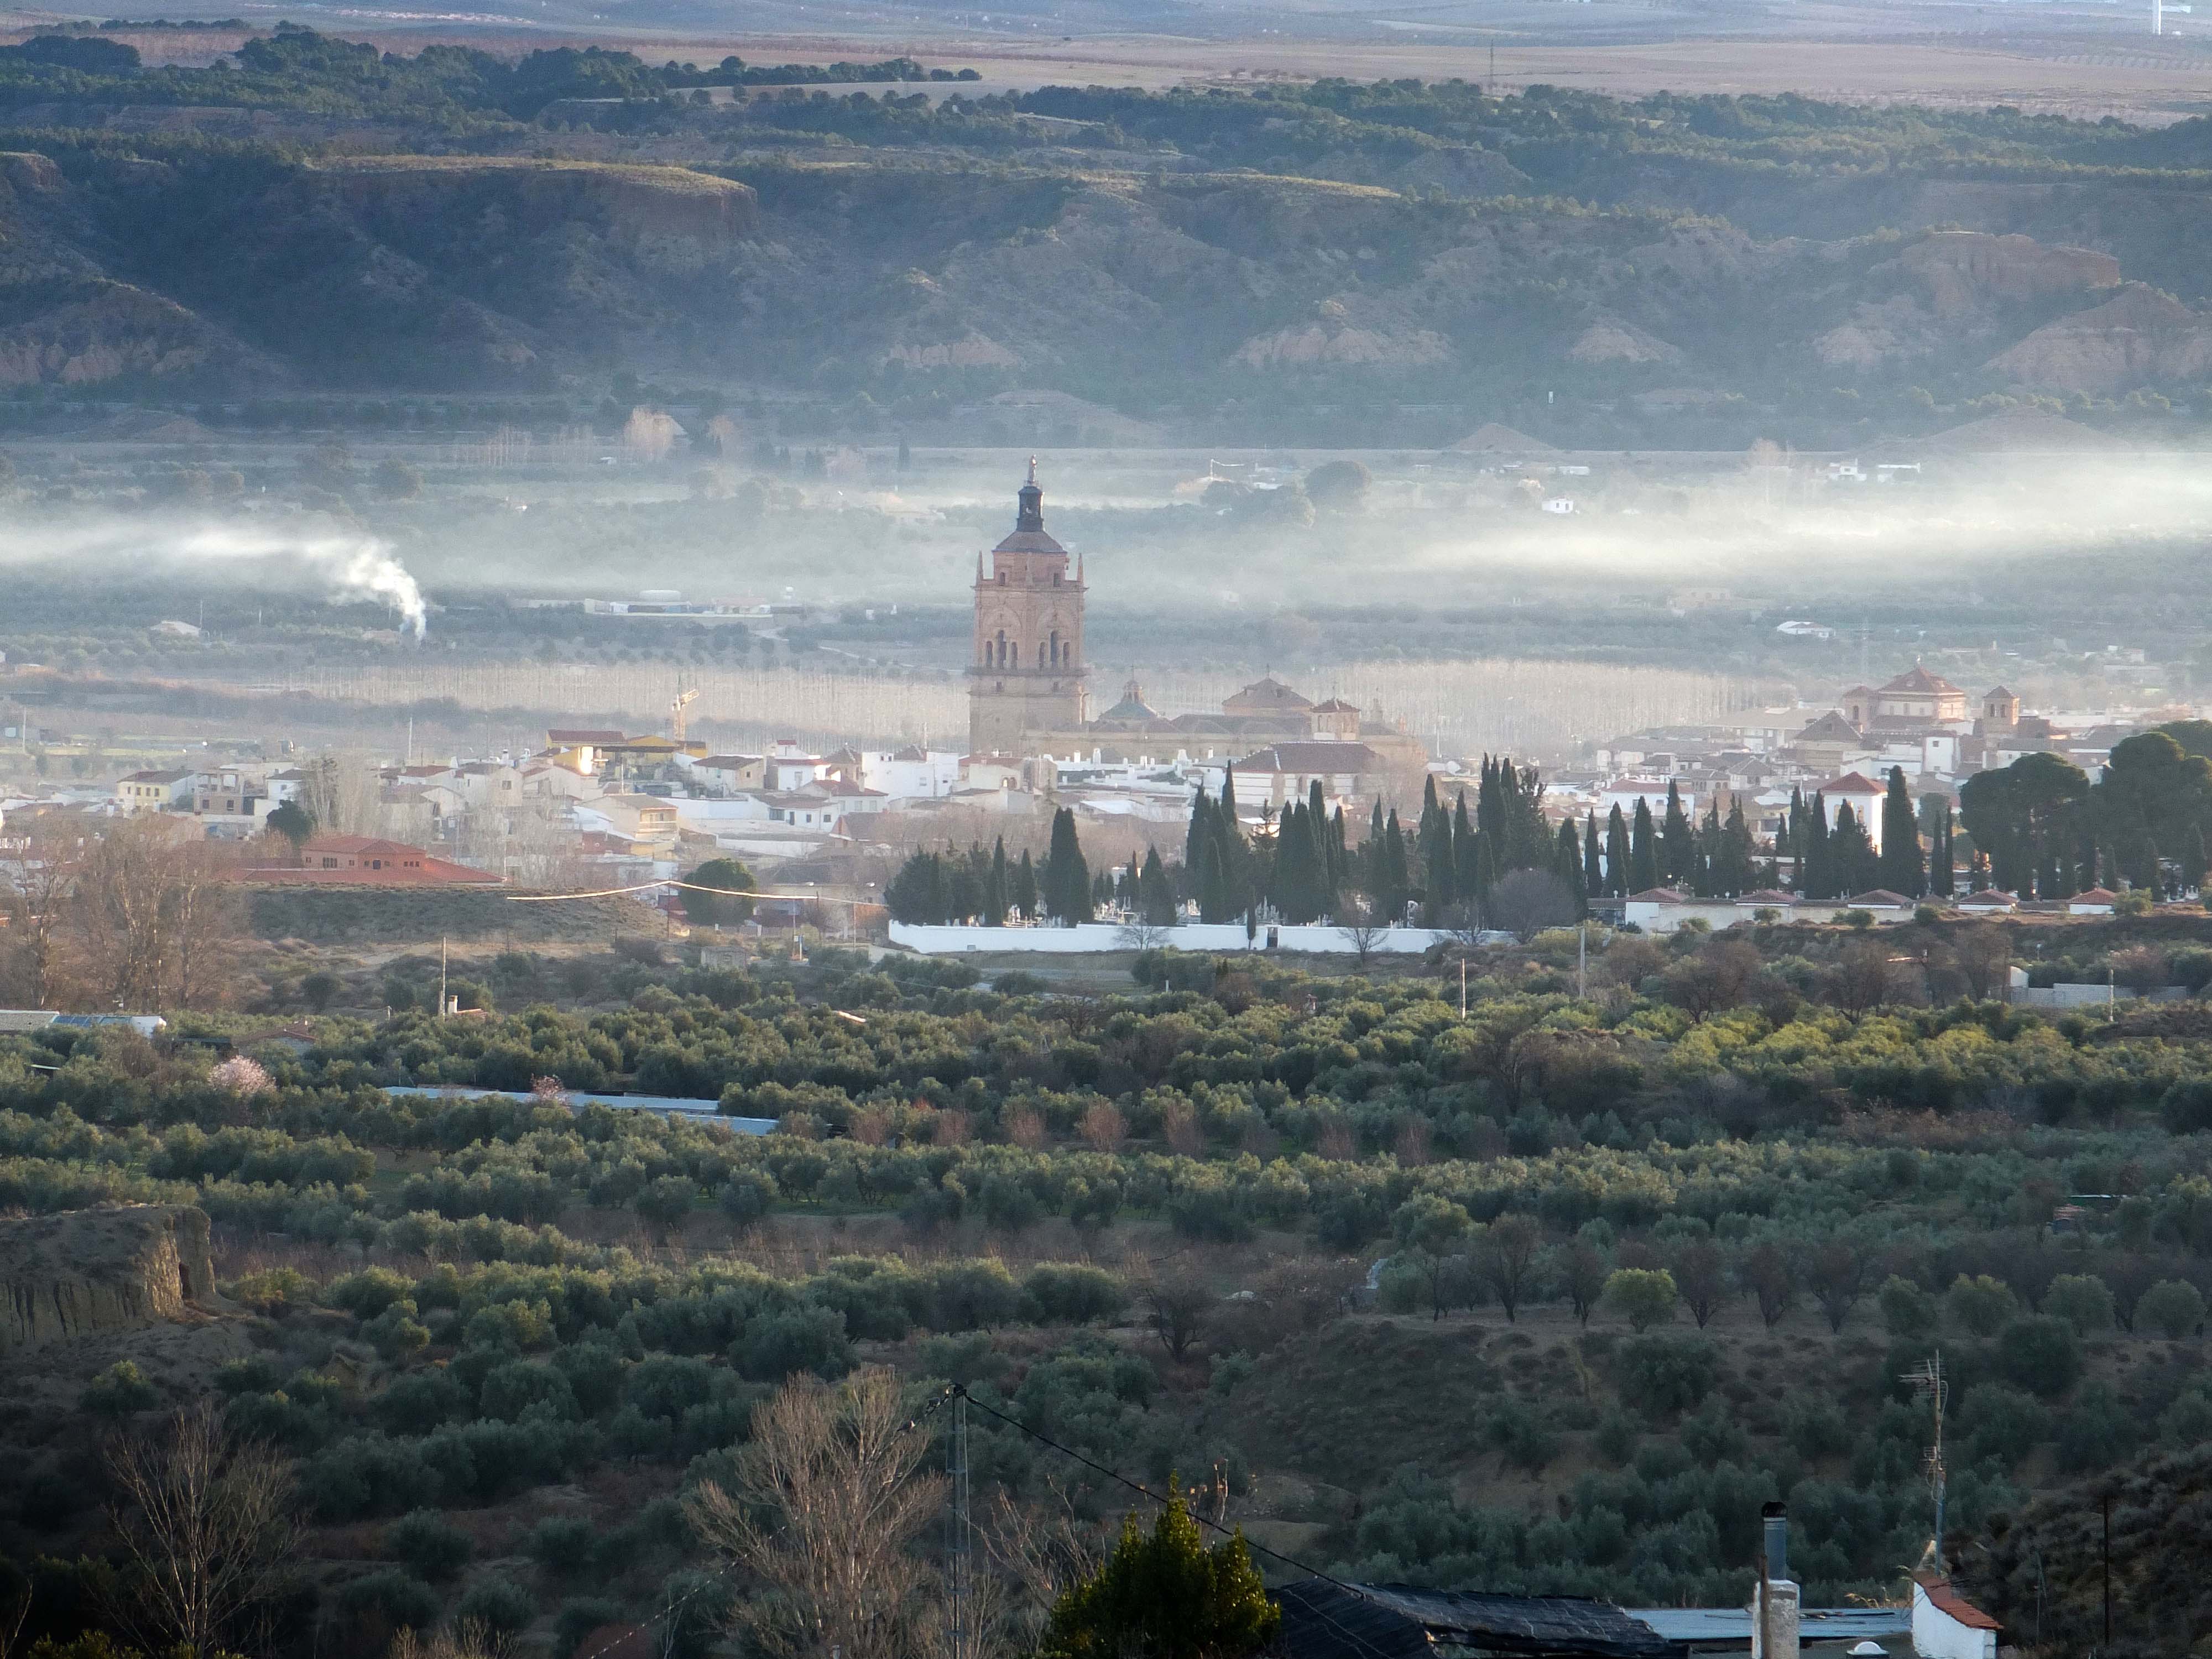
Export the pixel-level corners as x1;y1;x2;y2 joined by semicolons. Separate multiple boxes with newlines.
891;921;1457;955
860;750;961;799
1910;1584;1996;1659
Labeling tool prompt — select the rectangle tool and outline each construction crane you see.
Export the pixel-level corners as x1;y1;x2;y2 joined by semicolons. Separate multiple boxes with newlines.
669;684;698;744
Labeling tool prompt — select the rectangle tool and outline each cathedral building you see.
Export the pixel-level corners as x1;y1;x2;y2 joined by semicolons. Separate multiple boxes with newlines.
963;463;1427;801
968;461;1088;758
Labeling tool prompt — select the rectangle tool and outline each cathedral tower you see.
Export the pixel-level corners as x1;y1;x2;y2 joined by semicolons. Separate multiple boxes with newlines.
968;460;1087;757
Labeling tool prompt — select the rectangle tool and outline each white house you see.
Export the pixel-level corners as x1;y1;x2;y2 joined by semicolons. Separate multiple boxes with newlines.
1910;1580;1997;1659
1813;771;1888;853
857;745;961;800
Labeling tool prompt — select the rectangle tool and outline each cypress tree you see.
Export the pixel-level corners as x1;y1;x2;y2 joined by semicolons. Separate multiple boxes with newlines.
1366;799;1386;896
1878;766;1925;897
1381;808;1411;921
1014;850;1037;921
1044;807;1089;925
1628;797;1659;893
1931;805;1955;898
1830;803;1877;896
1604;805;1630;898
1424;805;1456;924
1661;780;1694;888
1583;811;1603;897
987;836;1009;925
1182;785;1212;900
1453;791;1480;902
1803;792;1830;899
1141;847;1177;926
1556;819;1587;919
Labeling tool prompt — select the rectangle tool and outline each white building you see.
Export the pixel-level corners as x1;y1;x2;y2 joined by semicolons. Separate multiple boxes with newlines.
857;745;961;800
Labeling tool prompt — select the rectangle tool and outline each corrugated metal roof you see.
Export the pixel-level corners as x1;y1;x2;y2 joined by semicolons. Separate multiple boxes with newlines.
1279;1579;1674;1659
1626;1608;1911;1647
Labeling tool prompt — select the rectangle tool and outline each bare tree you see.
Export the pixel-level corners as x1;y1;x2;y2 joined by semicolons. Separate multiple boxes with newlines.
1335;893;1391;970
1671;1239;1729;1329
1739;1241;1796;1329
104;1401;298;1659
1659;938;1762;1023
1486;868;1579;942
168;838;243;1010
1139;1272;1212;1362
1;818;89;1006
1806;1240;1865;1334
1480;1213;1545;1322
686;1367;945;1659
982;1482;1104;1654
1953;924;2014;1003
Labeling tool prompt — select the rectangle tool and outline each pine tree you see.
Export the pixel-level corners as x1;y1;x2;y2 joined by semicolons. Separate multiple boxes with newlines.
1628;797;1659;893
1583;811;1603;897
1604;805;1630;898
1037;1480;1279;1659
1878;766;1925;897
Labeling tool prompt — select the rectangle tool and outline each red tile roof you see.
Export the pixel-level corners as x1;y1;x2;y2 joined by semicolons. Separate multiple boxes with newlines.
1921;1580;2000;1631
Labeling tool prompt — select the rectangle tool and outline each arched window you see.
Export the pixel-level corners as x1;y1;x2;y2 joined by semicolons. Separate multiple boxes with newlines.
1036;640;1047;669
994;630;1008;667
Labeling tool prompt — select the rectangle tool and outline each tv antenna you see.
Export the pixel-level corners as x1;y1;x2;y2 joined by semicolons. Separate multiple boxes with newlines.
1901;1351;1949;1565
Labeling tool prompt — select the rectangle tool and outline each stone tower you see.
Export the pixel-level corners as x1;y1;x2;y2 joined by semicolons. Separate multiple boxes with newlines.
968;460;1087;757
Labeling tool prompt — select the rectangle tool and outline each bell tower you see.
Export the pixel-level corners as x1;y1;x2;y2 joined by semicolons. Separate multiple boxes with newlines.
968;458;1088;757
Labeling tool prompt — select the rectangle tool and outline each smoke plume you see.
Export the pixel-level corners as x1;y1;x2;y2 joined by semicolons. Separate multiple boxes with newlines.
0;518;429;637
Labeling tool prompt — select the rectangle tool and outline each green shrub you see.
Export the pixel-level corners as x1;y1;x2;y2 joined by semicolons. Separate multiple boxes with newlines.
528;1516;599;1575
2044;1274;2115;1334
1994;1316;2082;1397
382;1509;473;1581
457;1575;537;1637
336;1568;441;1631
1614;1334;1717;1416
82;1361;159;1418
1947;1274;2019;1338
2138;1279;2206;1340
556;1598;625;1658
1955;1383;2049;1468
1604;1269;1678;1333
1021;1263;1126;1324
1783;1396;1851;1461
733;1306;851;1382
1877;1275;1937;1338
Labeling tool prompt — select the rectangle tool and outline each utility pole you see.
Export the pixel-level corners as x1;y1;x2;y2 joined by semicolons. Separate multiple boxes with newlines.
2102;1494;2112;1651
947;1388;972;1659
439;935;448;1016
1902;1352;1948;1567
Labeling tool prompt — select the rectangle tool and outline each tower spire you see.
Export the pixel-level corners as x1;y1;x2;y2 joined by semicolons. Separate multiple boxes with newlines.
1015;460;1044;534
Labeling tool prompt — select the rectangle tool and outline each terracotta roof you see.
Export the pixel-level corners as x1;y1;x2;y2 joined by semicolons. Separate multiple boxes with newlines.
1817;771;1886;794
119;770;190;784
1882;662;1962;696
1919;1581;2000;1632
1738;889;1799;904
2073;887;2119;902
1224;676;1314;712
1310;697;1360;714
1628;887;1691;903
1958;890;2018;905
1983;685;2016;700
1846;889;1913;906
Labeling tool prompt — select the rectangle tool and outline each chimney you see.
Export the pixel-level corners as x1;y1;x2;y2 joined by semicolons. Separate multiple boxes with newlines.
1750;1503;1800;1659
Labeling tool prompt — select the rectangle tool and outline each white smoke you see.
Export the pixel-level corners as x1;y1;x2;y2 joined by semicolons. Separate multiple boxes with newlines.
0;518;429;637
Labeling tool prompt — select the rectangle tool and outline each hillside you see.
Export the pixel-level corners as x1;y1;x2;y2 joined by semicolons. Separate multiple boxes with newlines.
0;49;2206;421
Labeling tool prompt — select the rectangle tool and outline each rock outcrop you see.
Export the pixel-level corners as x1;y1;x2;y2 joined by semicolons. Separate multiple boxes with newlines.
1901;231;2120;319
1985;282;2212;393
1568;317;1684;366
2;1204;217;1353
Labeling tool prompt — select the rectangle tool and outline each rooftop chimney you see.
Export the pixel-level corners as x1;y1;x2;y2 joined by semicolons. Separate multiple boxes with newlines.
1750;1503;1799;1659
